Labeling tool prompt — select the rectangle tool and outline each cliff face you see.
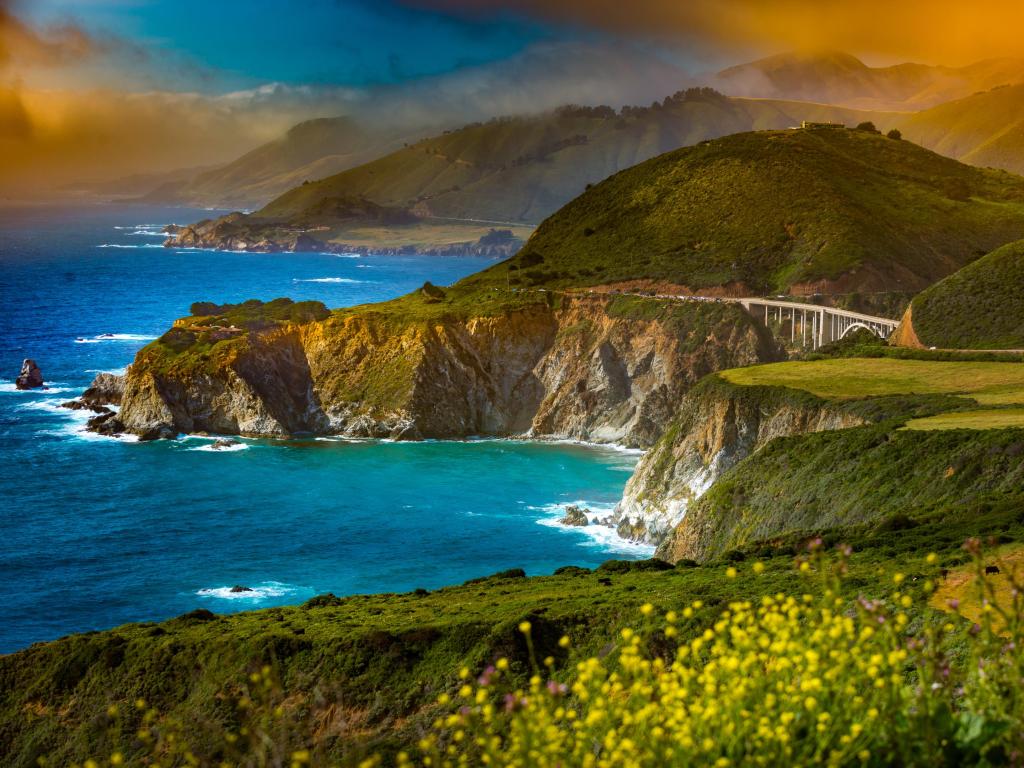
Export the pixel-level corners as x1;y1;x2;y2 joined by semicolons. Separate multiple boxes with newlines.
613;377;866;546
114;296;779;447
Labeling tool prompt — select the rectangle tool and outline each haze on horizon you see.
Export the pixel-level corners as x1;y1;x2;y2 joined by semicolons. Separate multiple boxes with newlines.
2;0;1024;198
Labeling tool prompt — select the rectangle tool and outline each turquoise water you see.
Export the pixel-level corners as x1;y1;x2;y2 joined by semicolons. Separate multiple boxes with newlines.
0;204;646;653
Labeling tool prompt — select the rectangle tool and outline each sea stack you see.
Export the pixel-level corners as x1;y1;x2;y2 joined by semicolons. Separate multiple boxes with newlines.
15;359;44;390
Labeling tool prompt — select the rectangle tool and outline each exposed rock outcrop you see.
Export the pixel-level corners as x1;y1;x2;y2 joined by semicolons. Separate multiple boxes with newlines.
63;372;126;414
559;505;589;526
890;305;924;348
15;359;43;390
110;295;780;446
611;377;866;547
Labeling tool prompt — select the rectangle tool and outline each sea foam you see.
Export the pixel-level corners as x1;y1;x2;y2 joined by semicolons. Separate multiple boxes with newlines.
292;277;364;284
196;581;305;601
533;500;655;556
75;333;157;344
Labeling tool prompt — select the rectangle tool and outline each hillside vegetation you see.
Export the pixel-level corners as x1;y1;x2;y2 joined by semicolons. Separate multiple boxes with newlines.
899;84;1024;176
908;239;1024;349
657;357;1024;562
462;128;1024;296
255;92;894;225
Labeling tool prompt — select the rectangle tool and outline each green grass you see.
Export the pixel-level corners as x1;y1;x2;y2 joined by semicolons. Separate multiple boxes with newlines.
720;358;1024;406
910;239;1024;349
904;408;1024;431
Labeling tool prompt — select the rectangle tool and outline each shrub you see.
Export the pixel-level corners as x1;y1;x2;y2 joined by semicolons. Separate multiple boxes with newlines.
887;129;903;140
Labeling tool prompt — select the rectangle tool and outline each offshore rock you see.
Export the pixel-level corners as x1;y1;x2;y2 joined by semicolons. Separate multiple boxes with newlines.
559;505;589;526
15;359;44;390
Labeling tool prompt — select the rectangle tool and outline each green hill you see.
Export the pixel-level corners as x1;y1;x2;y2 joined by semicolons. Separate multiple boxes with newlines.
898;84;1024;176
907;239;1024;349
461;127;1024;296
138;117;425;209
255;91;894;225
716;51;1024;111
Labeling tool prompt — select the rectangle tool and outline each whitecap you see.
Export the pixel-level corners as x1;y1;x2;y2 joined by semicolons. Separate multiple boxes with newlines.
0;382;75;395
85;367;128;376
189;441;249;453
196;581;304;601
292;277;364;284
75;333;156;344
533;500;656;557
95;243;165;249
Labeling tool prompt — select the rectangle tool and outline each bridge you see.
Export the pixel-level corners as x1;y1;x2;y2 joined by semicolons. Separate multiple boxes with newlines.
731;298;899;349
525;288;901;350
640;294;899;349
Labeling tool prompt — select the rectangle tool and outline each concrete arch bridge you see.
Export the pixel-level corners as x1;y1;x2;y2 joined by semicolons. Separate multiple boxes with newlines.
733;298;899;350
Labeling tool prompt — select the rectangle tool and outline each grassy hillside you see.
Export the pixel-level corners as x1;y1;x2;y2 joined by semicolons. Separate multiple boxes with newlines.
462;128;1024;296
721;357;1024;407
659;356;1024;562
139;117;428;209
256;92;895;224
675;417;1024;561
908;239;1024;349
899;84;1024;176
716;51;1024;111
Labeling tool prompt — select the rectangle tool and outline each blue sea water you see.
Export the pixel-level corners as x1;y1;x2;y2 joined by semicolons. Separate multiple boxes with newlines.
0;204;646;653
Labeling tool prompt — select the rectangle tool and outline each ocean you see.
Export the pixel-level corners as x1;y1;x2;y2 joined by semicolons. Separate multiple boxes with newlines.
0;204;647;654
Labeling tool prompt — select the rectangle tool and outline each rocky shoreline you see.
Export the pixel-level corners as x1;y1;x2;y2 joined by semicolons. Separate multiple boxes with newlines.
163;219;523;258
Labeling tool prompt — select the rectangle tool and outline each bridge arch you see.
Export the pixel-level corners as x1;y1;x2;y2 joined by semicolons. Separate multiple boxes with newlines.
839;321;886;340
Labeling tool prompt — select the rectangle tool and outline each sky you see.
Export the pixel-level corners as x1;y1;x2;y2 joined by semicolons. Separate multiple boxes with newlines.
2;0;1024;195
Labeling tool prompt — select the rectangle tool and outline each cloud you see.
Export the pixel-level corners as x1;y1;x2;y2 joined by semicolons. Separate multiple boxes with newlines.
0;2;101;70
406;0;1024;65
0;37;694;196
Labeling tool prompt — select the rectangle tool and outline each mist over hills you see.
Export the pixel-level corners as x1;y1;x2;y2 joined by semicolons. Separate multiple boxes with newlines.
253;91;894;225
140;50;1024;233
714;51;1024;111
132;117;437;210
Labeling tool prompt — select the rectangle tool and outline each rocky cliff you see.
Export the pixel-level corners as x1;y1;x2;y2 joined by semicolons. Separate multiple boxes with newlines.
108;294;780;447
612;377;866;545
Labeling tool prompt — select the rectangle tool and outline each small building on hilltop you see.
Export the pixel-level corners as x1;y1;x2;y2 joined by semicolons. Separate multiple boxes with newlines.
800;121;845;130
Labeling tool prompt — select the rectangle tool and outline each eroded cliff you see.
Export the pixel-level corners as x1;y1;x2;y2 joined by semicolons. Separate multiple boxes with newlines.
110;293;780;447
612;376;866;545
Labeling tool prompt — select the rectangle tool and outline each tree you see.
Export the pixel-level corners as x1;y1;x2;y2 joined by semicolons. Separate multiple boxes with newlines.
887;129;903;140
855;121;879;133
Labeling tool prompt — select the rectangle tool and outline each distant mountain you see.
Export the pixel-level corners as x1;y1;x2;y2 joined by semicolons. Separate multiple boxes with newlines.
900;239;1024;349
254;90;895;226
715;51;1024;111
460;127;1024;297
897;84;1024;175
138;117;432;210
